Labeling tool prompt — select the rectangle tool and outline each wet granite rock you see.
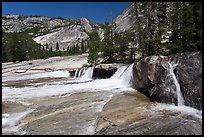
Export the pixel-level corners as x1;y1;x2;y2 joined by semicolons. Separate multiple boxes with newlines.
132;55;177;105
132;51;202;110
95;92;202;135
174;52;202;110
93;64;117;79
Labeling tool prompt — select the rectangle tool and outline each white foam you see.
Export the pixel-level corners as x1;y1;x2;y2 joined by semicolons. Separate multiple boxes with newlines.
153;103;202;119
167;61;184;106
79;66;94;81
94;94;113;112
79;94;114;135
119;63;134;87
111;66;127;79
2;109;34;135
2;64;134;101
2;80;128;101
2;70;70;82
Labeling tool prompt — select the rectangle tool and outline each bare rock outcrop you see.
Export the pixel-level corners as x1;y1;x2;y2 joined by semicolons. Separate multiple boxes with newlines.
174;52;202;110
2;15;104;51
93;64;117;79
95;92;202;135
113;3;135;33
132;51;202;110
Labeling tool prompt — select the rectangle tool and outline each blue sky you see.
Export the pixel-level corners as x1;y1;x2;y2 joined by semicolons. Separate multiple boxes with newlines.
2;2;130;24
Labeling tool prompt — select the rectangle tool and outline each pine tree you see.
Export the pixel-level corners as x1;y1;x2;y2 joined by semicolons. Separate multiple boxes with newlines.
131;2;147;57
87;30;100;64
101;23;116;63
2;31;7;62
124;31;135;62
81;39;85;54
67;46;70;55
56;42;59;51
114;32;130;63
49;46;53;57
11;32;19;63
45;43;49;50
18;39;27;61
190;2;202;51
75;44;80;54
72;45;76;54
180;2;202;51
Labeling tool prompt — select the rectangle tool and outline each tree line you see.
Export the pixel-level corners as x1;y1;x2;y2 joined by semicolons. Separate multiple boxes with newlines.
2;2;201;64
2;31;88;63
88;22;135;64
131;2;202;56
88;2;202;65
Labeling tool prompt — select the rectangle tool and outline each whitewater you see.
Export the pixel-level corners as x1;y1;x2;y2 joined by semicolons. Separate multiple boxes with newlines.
2;64;134;101
2;60;202;135
2;63;135;134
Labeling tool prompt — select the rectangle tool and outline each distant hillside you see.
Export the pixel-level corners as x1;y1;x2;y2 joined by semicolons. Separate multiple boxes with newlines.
2;2;201;64
2;14;104;51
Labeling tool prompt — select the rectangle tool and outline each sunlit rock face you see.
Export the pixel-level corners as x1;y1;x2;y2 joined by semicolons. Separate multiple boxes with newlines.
33;25;89;51
2;15;104;51
94;92;202;135
80;17;93;33
112;3;147;34
132;51;202;110
175;52;202;110
113;3;135;33
133;55;178;105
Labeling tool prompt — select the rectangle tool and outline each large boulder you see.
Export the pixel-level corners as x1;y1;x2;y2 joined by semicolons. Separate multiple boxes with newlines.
133;55;177;105
132;51;202;110
175;52;202;110
93;64;117;79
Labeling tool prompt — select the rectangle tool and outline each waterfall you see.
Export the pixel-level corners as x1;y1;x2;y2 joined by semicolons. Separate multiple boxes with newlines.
74;67;86;78
80;66;94;81
118;63;134;88
111;66;127;79
167;61;184;106
74;69;79;78
78;67;85;78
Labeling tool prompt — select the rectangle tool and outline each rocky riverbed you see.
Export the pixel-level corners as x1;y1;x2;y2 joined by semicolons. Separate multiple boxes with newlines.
95;91;202;135
2;54;202;135
2;90;202;135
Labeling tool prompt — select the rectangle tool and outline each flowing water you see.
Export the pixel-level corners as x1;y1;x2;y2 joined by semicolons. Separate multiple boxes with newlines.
74;69;79;78
167;61;184;106
2;109;34;135
2;64;134;134
80;66;94;81
2;62;202;135
111;66;127;79
119;64;134;87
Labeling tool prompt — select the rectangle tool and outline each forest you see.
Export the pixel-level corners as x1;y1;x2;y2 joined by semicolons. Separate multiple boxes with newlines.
88;2;202;64
2;2;202;63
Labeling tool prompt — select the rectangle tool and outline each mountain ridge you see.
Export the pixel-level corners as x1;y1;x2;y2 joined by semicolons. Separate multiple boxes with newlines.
2;14;105;51
2;4;133;51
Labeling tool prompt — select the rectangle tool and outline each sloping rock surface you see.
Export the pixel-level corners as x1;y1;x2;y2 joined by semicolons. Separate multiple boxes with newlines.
132;51;202;110
95;91;202;135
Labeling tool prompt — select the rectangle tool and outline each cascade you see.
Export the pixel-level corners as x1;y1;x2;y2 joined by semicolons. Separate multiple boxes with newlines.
80;66;94;80
111;66;127;79
74;69;79;78
74;67;86;78
167;61;184;106
78;67;85;78
117;63;134;88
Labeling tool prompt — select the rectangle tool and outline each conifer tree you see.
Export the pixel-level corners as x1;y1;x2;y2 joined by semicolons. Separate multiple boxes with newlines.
56;42;59;51
101;23;116;63
67;46;70;55
87;30;100;64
